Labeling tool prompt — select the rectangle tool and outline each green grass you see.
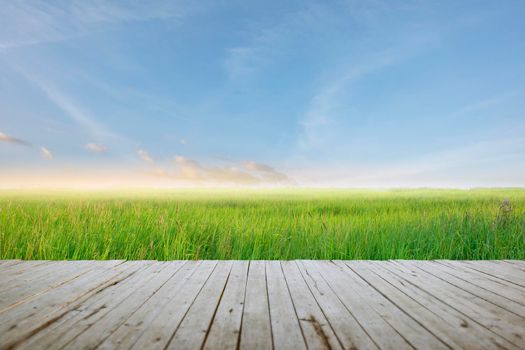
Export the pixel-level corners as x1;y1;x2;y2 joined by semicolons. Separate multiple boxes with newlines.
1;188;524;260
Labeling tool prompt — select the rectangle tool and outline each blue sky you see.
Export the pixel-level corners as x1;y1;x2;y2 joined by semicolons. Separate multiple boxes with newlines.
1;0;524;187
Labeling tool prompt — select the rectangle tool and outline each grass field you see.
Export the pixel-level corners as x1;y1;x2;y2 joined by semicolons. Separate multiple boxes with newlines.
1;189;524;260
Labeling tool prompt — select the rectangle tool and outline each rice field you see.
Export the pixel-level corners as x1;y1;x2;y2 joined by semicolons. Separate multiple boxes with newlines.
1;188;524;260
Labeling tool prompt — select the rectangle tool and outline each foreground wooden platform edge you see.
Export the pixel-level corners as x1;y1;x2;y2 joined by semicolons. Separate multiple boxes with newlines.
1;260;525;350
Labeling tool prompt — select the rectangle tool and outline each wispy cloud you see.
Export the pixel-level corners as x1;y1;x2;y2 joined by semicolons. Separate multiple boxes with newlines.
136;149;168;177
223;5;323;80
174;156;260;184
297;51;405;152
8;63;119;141
29;76;114;139
244;161;292;183
85;143;107;153
171;156;293;185
0;132;31;146
448;91;522;118
173;156;201;179
1;131;55;161
137;149;155;164
290;136;525;187
0;0;190;51
293;2;476;154
222;1;415;81
40;146;53;160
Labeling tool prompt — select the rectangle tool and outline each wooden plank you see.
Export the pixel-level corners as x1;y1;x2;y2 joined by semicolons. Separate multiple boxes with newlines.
0;261;92;292
438;260;525;296
0;260;23;268
281;261;343;350
97;261;199;349
266;261;307;350
0;262;64;298
130;261;217;350
239;261;272;350
0;260;43;272
0;261;50;281
336;261;449;350
203;261;249;350
504;260;525;268
0;261;86;287
483;260;525;276
3;260;525;350
459;261;525;287
0;261;97;311
310;260;412;350
0;261;127;319
296;261;378;350
487;260;525;273
13;262;157;349
419;261;525;314
403;260;525;306
0;260;19;265
504;260;525;267
350;261;519;350
387;260;525;348
0;260;137;350
16;262;179;350
53;262;182;349
166;261;233;350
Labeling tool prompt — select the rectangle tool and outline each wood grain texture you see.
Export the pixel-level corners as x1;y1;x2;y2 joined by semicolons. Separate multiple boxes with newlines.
239;260;272;350
203;261;248;350
1;260;524;350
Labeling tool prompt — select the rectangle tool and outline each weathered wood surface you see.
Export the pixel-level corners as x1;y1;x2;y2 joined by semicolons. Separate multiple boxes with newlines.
1;260;524;350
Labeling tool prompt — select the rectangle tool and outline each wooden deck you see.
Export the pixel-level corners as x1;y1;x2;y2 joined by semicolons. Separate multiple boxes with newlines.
1;260;525;350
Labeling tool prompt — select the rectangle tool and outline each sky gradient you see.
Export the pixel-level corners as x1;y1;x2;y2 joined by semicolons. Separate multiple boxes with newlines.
1;0;525;188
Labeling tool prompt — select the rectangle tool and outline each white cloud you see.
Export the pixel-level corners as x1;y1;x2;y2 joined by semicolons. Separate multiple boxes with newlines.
0;132;30;146
40;146;53;160
173;156;202;180
136;149;170;177
85;143;107;153
173;156;293;185
244;161;292;183
137;149;154;164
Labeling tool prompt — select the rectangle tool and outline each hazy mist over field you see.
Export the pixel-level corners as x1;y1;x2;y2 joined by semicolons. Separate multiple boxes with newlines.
1;0;525;188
